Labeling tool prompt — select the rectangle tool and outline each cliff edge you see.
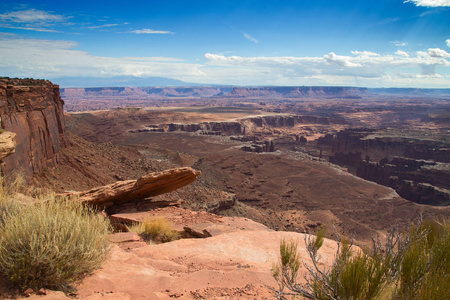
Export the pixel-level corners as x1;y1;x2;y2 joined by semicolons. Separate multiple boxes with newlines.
0;78;67;179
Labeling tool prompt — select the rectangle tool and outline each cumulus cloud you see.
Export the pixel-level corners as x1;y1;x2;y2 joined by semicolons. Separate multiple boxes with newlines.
447;39;450;47
242;32;258;43
404;0;450;7
130;29;173;34
204;48;450;85
426;48;450;57
325;52;362;67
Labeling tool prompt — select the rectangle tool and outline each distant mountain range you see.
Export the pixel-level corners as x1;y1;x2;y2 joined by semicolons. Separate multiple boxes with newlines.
59;85;450;100
51;76;450;97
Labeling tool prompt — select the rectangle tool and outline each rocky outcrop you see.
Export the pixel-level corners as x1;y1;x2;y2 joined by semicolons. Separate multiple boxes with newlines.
241;140;275;153
63;167;201;209
244;115;347;127
357;157;450;206
317;129;450;163
130;114;347;136
316;128;450;205
19;208;343;300
0;132;16;161
0;78;67;179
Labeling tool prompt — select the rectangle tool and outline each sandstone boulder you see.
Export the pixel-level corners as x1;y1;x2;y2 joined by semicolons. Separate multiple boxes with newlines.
63;167;201;209
0;131;15;160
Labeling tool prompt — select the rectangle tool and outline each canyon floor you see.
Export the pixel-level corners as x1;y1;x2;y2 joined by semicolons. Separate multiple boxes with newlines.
22;100;448;299
36;106;450;245
1;80;449;299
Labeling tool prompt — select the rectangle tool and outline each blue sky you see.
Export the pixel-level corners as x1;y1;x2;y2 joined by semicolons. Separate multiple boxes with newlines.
0;0;449;87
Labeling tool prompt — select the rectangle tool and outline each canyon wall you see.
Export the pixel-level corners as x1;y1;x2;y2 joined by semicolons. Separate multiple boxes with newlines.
131;114;347;136
317;129;450;205
0;78;67;179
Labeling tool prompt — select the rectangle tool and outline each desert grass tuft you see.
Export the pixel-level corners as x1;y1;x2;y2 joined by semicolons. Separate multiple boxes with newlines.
0;179;111;292
128;217;179;243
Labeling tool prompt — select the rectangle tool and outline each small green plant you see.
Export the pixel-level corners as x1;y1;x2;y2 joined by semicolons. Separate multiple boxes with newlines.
128;217;179;243
271;219;449;300
0;186;110;292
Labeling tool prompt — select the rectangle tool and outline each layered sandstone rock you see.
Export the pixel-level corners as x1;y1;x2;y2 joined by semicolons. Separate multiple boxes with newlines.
64;167;201;209
0;78;67;178
130;114;347;137
0;131;16;160
21;211;343;300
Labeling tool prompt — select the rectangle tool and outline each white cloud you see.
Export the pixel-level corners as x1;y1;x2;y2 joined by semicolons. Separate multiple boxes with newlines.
391;41;408;46
204;48;450;86
130;29;173;34
87;23;119;29
1;37;449;88
395;50;410;57
122;57;185;62
0;25;60;32
0;9;65;24
447;39;450;47
427;48;450;57
0;9;68;32
0;32;17;38
0;38;201;79
325;52;362;67
351;51;380;57
404;0;450;7
242;32;258;43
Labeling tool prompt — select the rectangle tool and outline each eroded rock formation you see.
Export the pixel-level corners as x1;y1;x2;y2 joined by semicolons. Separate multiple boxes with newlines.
357;157;450;205
0;132;16;161
0;78;67;179
130;114;347;137
63;167;201;208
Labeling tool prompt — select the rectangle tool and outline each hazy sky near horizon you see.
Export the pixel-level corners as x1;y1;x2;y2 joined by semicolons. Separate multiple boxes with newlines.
0;0;449;87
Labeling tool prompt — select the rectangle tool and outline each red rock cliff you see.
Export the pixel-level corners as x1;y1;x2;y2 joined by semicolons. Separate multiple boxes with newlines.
0;78;67;179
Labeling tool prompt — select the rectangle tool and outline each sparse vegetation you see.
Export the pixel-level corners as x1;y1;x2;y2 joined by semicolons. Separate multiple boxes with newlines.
128;217;179;243
271;220;450;300
0;178;111;292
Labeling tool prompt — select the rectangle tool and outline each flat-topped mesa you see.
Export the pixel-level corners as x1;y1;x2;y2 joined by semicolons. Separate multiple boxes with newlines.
63;167;201;209
0;78;67;179
227;86;368;98
132;114;347;135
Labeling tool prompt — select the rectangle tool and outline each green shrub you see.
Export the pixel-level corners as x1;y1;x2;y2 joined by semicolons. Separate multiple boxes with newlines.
394;219;450;300
271;219;450;300
0;195;110;292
